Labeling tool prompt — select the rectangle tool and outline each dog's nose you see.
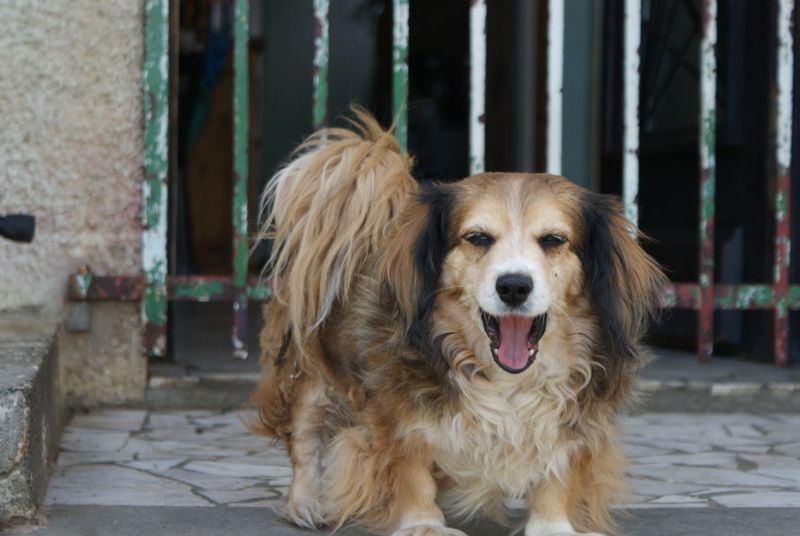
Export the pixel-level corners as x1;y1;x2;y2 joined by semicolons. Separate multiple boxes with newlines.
495;273;533;307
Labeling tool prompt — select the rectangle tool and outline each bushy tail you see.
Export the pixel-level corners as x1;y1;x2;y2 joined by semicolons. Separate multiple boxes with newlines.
257;108;415;354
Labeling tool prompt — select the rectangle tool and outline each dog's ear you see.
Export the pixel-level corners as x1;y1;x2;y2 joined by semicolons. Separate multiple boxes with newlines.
577;192;666;362
410;182;456;344
378;181;456;351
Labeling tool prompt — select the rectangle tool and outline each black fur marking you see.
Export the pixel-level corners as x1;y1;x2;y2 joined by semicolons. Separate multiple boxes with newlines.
409;183;456;371
578;192;637;361
274;327;293;367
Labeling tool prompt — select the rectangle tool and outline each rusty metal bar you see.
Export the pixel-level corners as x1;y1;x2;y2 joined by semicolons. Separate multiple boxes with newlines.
773;0;794;366
662;283;700;309
67;275;271;303
469;0;486;175
172;277;269;302
69;274;146;302
622;0;641;226
697;0;717;362
312;0;330;129
173;277;270;302
546;0;564;175
392;0;409;151
142;0;170;357
67;276;799;311
232;0;249;359
171;276;227;302
664;284;800;310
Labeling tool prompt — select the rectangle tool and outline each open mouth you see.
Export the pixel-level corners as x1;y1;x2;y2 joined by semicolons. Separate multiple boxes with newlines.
480;310;547;374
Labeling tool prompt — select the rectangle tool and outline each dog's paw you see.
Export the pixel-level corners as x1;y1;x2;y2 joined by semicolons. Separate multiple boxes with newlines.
391;523;468;536
283;498;325;529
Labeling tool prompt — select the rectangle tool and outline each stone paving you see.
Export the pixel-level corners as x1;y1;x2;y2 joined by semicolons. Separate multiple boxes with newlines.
42;410;800;512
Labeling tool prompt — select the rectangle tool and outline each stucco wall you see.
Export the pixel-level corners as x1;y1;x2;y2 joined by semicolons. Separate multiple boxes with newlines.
0;0;143;312
0;1;147;406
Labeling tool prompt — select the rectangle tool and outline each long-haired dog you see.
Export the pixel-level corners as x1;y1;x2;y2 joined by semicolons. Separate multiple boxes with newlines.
251;110;666;536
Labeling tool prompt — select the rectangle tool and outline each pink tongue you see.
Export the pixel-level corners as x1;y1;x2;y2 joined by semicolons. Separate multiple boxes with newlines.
497;315;534;370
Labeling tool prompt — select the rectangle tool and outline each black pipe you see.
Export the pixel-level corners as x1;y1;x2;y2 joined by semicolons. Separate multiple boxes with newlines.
0;214;35;243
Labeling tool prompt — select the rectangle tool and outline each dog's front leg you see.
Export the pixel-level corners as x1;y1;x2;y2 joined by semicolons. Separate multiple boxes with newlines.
389;456;465;536
285;376;327;528
525;476;605;536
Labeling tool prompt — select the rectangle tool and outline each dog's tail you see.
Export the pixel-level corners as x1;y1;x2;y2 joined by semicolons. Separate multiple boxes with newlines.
257;108;415;352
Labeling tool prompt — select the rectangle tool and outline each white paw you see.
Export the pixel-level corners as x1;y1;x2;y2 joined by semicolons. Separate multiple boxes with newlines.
391;523;468;536
283;498;324;529
526;517;606;536
550;533;606;536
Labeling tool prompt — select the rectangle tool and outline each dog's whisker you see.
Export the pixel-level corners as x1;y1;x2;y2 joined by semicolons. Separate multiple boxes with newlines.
433;284;464;295
441;259;467;276
550;302;577;331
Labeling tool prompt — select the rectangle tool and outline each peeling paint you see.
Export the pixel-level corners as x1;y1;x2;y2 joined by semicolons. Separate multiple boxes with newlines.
773;0;794;366
546;0;564;175
171;279;225;302
71;267;92;299
68;275;272;303
247;283;271;301
697;0;717;362
469;0;486;175
142;0;170;357
392;0;409;151
312;0;329;129
623;0;641;226
232;0;249;359
665;284;800;310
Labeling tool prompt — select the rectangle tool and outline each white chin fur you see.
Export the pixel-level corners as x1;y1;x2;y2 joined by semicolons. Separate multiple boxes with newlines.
477;294;550;319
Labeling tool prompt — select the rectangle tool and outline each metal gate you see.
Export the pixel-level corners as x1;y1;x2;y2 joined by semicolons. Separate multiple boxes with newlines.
67;0;798;365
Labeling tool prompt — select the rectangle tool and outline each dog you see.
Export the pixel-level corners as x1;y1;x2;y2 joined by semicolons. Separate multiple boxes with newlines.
250;110;666;536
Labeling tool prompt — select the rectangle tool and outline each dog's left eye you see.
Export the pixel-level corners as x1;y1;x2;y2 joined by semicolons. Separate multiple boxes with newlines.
539;234;566;248
464;232;494;247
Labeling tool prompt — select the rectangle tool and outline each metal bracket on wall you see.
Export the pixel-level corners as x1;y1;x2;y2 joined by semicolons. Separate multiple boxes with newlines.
65;266;93;332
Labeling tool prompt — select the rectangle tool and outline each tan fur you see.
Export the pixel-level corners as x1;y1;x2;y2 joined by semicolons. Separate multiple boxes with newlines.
256;108;415;366
250;111;665;535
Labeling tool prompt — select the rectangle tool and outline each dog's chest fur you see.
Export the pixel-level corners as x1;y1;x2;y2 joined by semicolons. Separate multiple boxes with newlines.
423;368;584;510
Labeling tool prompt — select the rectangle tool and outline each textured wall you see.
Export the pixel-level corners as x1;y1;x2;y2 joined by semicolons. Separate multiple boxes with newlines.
0;1;147;406
0;0;143;313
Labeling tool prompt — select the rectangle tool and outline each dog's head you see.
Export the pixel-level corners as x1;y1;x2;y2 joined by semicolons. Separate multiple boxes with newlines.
385;173;665;379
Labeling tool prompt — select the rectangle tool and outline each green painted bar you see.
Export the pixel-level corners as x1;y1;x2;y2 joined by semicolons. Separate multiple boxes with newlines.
666;284;800;310
142;0;170;357
232;0;249;359
715;285;778;309
171;278;271;302
171;279;226;302
790;284;800;306
392;0;409;150
312;0;330;129
247;284;272;301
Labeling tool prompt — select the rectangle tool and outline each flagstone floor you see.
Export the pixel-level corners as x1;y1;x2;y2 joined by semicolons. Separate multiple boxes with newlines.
44;410;800;512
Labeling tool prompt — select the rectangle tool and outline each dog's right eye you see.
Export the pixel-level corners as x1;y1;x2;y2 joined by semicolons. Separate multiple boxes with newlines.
464;232;494;247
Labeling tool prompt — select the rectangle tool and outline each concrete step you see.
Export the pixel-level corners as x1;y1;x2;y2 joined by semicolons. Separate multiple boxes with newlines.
0;315;63;527
7;505;800;536
146;371;260;410
146;348;800;413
